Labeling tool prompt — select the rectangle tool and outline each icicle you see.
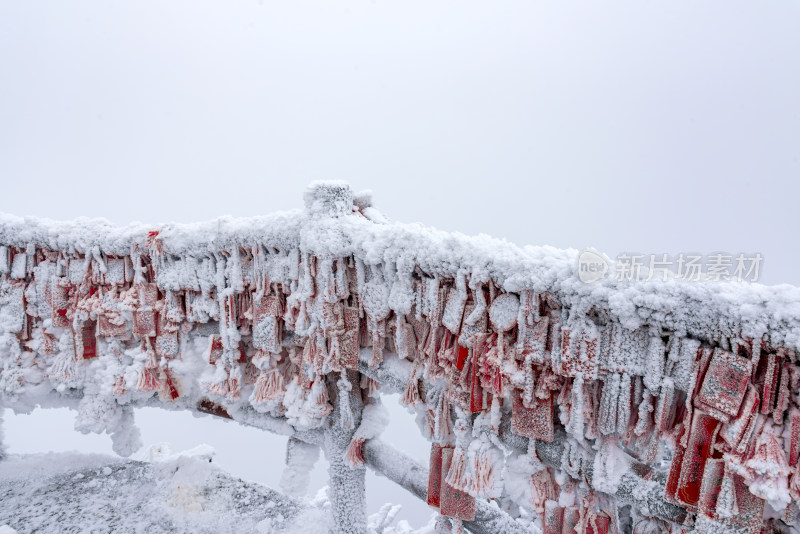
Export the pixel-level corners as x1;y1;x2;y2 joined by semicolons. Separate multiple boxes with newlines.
370;321;384;369
674;337;700;393
598;373;620;436
644;335;665;392
522;353;536;405
774;361;791;425
566;374;586;441
337;372;355;430
616;373;631;435
394;314;408;359
634;392;653;436
442;272;468;334
423;275;440;321
465;282;487;326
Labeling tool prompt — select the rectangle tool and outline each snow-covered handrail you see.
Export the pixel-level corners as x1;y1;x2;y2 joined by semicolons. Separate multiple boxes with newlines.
1;182;799;534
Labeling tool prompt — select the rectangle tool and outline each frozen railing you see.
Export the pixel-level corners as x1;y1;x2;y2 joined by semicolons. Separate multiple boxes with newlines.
1;182;799;534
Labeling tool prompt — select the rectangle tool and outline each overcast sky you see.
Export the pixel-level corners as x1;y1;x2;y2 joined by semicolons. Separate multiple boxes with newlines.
1;0;799;526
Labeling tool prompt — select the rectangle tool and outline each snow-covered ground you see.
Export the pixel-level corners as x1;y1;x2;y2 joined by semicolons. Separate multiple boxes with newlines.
0;445;313;534
0;443;436;534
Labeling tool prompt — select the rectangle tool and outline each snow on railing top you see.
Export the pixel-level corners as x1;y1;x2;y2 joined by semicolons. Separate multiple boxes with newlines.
2;181;798;351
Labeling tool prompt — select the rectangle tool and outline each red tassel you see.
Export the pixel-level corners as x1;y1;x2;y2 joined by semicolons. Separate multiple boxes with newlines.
137;347;160;392
159;368;181;401
206;335;224;364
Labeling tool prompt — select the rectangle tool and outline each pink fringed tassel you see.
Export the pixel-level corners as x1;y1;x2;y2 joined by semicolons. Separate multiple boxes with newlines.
473;453;495;497
252;369;285;403
435;393;453;441
345;437;366;467
243;362;260;385
360;375;380;397
227;373;242;400
137;348;160;392
445;447;469;492
137;366;159;392
313;377;330;406
309;375;333;417
425;408;437;438
251;370;270;403
208;371;231;397
401;367;422;407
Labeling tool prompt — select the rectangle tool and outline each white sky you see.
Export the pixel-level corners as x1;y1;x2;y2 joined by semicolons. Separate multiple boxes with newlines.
1;0;799;527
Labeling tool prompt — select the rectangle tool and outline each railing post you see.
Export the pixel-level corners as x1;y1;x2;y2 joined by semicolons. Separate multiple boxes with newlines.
324;369;367;534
